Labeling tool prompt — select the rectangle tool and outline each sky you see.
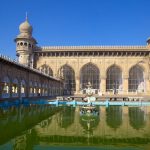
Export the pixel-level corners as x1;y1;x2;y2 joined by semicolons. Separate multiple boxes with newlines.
0;0;150;58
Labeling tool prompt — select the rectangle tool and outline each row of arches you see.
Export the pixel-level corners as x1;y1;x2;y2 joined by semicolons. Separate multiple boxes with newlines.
57;63;145;94
17;41;34;49
0;77;63;98
55;106;146;130
38;64;53;76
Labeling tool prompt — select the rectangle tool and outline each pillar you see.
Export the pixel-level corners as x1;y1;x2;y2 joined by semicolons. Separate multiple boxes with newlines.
74;66;80;94
100;78;106;94
18;82;21;99
75;78;80;94
145;78;150;94
123;78;128;94
9;82;12;98
0;82;2;99
144;71;150;94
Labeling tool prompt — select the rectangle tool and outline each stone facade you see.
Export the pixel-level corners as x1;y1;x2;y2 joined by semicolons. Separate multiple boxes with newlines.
0;55;63;99
15;18;150;96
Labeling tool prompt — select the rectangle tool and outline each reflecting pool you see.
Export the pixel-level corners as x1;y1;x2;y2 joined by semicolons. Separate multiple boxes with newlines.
0;104;150;150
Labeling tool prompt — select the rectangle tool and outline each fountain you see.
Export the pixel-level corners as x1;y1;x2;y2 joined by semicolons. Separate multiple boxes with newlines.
80;82;98;116
83;82;96;103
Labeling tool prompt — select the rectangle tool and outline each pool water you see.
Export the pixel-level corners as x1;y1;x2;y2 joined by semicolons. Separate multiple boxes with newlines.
0;104;150;150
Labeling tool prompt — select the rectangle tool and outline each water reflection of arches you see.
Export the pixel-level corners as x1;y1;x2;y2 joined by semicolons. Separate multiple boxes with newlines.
106;106;122;129
57;107;75;129
106;65;122;93
129;107;146;130
59;65;76;95
79;108;100;135
0;105;59;146
128;65;145;93
80;63;100;89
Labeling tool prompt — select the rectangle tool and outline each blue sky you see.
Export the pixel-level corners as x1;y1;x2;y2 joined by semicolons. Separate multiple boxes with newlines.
0;0;150;58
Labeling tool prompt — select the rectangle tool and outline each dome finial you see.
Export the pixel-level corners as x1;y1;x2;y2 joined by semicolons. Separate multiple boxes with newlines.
19;13;33;35
26;12;28;21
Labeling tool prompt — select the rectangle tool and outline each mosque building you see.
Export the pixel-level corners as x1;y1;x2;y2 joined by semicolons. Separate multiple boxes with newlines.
15;17;150;96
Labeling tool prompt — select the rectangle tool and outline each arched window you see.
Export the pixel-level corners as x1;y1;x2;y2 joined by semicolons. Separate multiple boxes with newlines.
24;42;27;46
80;63;100;89
59;65;76;95
12;78;19;97
128;65;145;92
38;64;53;76
1;76;10;98
106;65;122;93
21;80;26;97
33;82;38;96
29;81;33;97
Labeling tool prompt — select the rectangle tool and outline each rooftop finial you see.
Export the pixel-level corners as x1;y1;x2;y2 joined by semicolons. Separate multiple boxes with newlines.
26;12;28;21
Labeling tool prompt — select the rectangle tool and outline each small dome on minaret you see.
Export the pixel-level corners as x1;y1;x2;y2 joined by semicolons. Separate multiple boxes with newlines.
147;37;150;45
19;18;33;34
17;14;33;38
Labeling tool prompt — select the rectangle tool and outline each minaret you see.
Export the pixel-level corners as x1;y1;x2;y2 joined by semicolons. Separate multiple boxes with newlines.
14;14;37;67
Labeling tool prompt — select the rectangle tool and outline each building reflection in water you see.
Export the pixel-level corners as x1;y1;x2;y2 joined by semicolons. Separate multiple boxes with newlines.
57;106;75;128
0;105;150;149
106;106;122;129
129;107;146;130
79;106;100;135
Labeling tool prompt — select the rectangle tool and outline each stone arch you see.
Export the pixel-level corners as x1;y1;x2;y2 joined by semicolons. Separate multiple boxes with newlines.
106;64;123;93
29;81;33;97
106;64;123;74
38;64;53;76
28;43;31;48
1;76;10;98
80;62;100;73
128;65;145;92
24;42;28;46
59;64;76;95
33;81;38;96
12;78;19;97
37;83;42;96
80;62;100;89
20;79;26;97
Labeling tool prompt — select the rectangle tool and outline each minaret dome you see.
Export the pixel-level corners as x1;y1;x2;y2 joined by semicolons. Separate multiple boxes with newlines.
19;19;33;34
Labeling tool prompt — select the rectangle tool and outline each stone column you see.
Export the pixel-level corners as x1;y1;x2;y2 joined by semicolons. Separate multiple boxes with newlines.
123;78;128;94
9;82;12;98
75;78;80;94
18;82;21;99
0;82;2;99
75;64;80;94
145;78;150;94
100;77;106;94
